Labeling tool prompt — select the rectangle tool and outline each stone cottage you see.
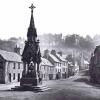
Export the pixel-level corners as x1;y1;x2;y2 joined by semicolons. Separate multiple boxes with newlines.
51;50;68;78
40;57;54;80
0;49;23;83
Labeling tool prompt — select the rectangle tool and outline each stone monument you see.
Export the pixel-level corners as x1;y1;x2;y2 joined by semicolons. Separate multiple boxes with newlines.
20;4;41;86
12;4;49;91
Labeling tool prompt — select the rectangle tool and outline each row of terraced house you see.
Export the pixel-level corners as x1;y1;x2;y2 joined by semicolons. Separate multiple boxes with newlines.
0;47;79;84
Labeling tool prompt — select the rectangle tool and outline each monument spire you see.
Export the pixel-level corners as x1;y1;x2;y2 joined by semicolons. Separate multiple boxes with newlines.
29;4;36;28
27;4;37;41
29;4;36;14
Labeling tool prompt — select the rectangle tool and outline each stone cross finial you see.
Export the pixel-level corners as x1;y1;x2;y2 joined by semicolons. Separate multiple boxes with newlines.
29;4;36;13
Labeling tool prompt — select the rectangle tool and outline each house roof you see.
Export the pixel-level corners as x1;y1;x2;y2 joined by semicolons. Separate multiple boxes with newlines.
68;61;74;66
49;54;60;63
0;49;22;62
84;60;89;64
56;54;67;62
62;54;67;59
41;57;53;66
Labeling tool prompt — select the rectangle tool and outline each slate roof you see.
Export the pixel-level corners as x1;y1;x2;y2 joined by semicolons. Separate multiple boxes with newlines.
56;54;67;62
41;57;54;66
49;54;60;63
0;49;22;62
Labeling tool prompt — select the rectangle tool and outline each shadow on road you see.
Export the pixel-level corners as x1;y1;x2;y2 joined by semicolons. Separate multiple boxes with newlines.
74;70;100;89
79;69;90;76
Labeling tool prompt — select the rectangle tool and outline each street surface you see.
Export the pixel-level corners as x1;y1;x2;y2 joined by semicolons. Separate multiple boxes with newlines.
0;70;100;100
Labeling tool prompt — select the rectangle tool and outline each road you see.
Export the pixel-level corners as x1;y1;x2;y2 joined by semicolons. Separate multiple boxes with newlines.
0;70;100;100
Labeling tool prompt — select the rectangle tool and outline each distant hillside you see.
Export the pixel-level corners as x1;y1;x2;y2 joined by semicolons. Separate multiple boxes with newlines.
39;34;94;53
0;37;25;54
93;34;100;46
0;33;96;61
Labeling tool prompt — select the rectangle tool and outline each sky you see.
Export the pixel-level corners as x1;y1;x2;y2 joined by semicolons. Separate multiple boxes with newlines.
0;0;100;39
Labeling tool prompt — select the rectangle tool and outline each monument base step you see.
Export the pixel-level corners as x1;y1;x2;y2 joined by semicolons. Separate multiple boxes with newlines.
20;77;42;86
11;85;50;92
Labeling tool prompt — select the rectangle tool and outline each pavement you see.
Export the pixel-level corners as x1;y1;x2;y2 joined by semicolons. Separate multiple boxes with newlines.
0;83;20;90
0;70;100;100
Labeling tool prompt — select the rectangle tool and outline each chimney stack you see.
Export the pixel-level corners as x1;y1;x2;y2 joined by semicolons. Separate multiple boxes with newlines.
43;49;49;59
51;50;56;55
58;51;62;56
14;45;21;55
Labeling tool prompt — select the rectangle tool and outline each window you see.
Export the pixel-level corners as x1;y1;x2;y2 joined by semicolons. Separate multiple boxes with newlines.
43;74;46;78
13;63;16;69
47;66;49;71
18;63;20;69
18;73;20;82
56;69;57;72
50;67;52;71
66;68;68;72
8;62;10;67
40;66;41;70
63;68;65;72
9;73;11;82
44;66;46;70
13;73;15;80
44;74;45;78
58;69;60;72
0;62;3;69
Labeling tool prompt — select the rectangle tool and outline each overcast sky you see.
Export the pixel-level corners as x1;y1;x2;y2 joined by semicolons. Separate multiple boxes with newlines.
0;0;100;39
